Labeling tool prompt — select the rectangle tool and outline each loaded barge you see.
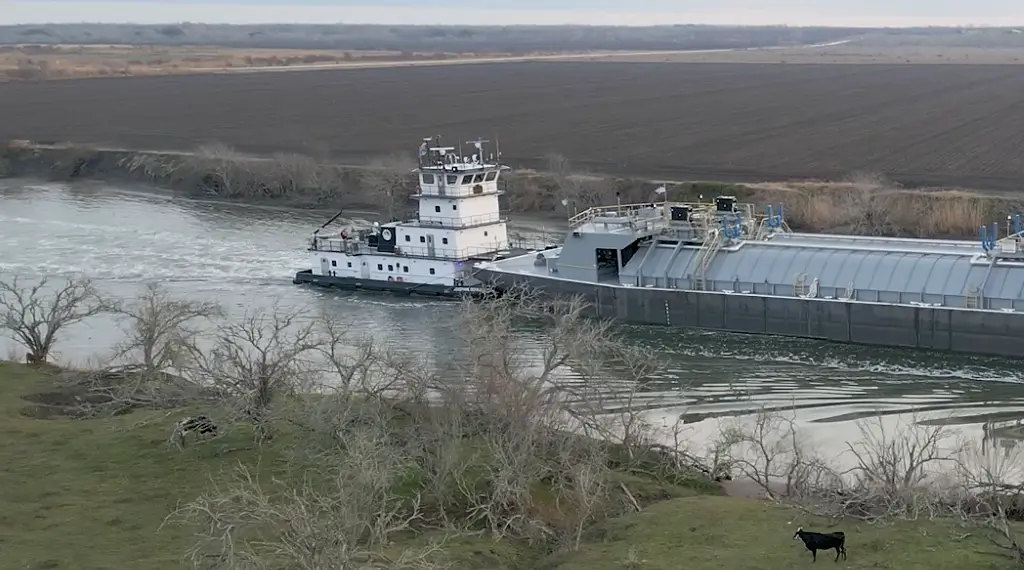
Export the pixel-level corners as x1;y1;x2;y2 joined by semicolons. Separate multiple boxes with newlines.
474;196;1024;358
293;136;548;297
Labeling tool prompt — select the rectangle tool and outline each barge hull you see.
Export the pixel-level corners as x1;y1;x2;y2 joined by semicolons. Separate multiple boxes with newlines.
475;269;1024;358
293;270;484;298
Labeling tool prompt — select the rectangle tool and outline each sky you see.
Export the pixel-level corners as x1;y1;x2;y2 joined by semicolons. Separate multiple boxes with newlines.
2;0;1022;27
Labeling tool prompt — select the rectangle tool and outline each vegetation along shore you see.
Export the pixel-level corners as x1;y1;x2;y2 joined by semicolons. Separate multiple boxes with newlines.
1;276;1024;569
2;139;1021;241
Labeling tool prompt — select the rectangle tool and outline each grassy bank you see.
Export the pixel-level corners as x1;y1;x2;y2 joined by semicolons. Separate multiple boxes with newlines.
3;140;1023;240
1;361;1017;570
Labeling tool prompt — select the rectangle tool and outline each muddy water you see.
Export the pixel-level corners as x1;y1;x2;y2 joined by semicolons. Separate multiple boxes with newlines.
3;179;1024;459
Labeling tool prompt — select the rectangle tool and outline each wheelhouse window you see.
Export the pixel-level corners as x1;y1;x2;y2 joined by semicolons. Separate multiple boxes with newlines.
421;173;435;184
484;171;498;181
473;174;485;183
446;174;458;185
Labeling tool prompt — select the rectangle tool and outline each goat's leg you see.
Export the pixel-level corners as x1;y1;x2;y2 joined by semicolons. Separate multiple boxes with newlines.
811;549;817;562
834;547;840;562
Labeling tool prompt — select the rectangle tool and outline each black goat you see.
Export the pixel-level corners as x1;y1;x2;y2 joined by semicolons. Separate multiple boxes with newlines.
793;527;847;562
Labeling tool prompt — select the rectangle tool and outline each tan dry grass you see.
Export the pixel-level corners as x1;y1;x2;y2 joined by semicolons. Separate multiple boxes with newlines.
745;178;1021;238
0;45;509;81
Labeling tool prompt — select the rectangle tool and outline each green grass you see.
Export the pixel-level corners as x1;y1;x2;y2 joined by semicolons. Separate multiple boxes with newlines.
0;361;1020;570
552;495;1018;570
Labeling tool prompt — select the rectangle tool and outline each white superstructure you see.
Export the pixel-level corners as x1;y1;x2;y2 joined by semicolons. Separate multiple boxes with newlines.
306;136;511;291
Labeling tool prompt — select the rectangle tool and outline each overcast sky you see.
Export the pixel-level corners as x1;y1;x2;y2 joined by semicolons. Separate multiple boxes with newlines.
2;0;1022;27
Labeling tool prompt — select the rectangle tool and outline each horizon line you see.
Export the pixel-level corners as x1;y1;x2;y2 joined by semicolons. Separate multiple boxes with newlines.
4;22;1024;29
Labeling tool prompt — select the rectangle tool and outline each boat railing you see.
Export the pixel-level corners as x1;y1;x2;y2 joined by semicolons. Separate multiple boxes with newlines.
311;236;552;260
568;202;661;229
416;212;506;229
568;200;761;233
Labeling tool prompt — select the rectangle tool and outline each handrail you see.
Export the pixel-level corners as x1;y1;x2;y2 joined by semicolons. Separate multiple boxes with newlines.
416;212;506;228
568;200;760;231
310;236;552;260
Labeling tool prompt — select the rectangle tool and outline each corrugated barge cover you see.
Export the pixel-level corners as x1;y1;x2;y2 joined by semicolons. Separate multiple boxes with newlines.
621;231;1024;308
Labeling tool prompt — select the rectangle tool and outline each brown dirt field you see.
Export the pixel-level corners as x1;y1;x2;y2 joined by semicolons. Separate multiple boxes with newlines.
1;62;1023;191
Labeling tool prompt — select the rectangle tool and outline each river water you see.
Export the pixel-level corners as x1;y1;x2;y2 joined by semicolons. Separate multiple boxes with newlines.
3;179;1024;457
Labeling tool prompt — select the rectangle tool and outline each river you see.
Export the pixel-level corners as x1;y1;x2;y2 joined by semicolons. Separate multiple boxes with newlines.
3;178;1024;456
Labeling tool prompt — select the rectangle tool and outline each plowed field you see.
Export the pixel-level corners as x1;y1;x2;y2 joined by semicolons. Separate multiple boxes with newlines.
1;61;1023;190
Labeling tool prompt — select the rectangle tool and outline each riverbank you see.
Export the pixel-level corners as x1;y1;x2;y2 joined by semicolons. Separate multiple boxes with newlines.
1;361;1016;570
3;140;1022;240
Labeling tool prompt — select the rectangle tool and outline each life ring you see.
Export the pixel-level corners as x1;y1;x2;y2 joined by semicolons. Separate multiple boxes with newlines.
340;230;349;239
387;276;394;282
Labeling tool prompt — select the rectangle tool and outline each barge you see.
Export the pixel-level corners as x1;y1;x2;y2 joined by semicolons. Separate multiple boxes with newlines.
294;136;548;297
474;196;1024;358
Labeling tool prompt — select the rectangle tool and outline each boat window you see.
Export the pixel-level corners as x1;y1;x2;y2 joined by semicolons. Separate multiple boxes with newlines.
442;238;449;244
435;206;441;212
473;174;484;183
419;236;426;243
405;235;411;242
347;262;352;268
429;268;436;275
452;204;457;210
484;231;489;236
331;260;337;267
388;265;394;271
484;171;497;181
377;264;383;270
403;266;409;273
421;173;435;184
446;174;458;185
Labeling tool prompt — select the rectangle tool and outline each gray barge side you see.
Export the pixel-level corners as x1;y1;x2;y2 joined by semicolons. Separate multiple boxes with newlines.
472;267;1024;358
472;199;1024;359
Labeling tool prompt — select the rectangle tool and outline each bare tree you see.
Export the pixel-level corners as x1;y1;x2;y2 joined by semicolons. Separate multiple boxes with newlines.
545;152;618;210
186;303;321;444
360;154;416;221
112;282;222;373
953;437;1024;566
0;275;107;364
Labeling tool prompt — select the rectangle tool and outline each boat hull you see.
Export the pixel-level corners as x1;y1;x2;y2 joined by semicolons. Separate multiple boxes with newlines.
293;270;488;299
474;268;1024;359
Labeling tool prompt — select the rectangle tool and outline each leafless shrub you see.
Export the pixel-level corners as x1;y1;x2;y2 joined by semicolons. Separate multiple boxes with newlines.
171;287;719;563
955;440;1024;564
111;282;222;374
718;407;973;522
0;275;108;364
185;303;321;444
167;464;448;570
